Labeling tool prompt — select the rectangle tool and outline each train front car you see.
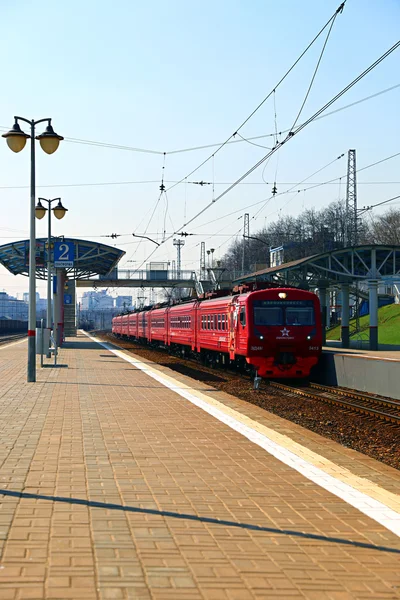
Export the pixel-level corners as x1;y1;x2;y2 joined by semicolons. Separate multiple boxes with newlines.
246;288;322;378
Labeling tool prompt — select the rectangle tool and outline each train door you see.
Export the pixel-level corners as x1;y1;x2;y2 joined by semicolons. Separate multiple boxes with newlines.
229;297;239;360
148;310;153;343
236;302;248;355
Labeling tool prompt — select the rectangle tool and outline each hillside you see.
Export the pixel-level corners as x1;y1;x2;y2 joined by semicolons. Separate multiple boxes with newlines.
327;304;400;345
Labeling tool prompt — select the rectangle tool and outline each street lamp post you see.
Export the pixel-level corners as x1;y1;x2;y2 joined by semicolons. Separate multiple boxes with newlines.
2;117;63;382
35;198;68;330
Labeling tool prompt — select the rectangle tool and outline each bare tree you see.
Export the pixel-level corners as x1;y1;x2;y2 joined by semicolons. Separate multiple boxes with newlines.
369;208;400;245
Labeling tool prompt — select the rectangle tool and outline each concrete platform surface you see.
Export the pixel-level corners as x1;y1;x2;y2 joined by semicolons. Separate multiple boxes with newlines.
324;342;400;360
0;333;399;600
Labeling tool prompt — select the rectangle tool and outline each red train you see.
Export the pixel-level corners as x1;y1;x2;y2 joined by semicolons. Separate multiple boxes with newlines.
112;286;322;378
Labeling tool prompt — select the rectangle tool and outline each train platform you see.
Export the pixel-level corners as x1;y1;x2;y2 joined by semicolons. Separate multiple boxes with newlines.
324;341;400;360
0;334;399;600
317;343;400;400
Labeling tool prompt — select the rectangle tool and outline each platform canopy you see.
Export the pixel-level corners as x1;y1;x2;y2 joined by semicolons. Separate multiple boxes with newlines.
232;245;400;287
0;238;125;280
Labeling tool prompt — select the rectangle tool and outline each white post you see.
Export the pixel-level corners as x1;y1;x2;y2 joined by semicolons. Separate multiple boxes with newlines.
341;284;350;348
368;280;379;351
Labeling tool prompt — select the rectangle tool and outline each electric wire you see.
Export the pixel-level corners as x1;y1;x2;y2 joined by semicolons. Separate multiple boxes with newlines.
171;40;400;239
164;1;347;194
176;150;400;236
364;194;400;210
253;153;345;220
289;11;338;131
0;80;398;160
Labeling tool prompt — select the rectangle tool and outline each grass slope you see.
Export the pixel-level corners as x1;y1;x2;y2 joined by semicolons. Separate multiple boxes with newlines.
327;303;400;344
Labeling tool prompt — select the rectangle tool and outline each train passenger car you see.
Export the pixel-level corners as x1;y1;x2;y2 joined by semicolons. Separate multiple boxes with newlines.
196;296;231;360
128;311;138;339
112;314;122;336
149;307;169;345
240;287;322;377
120;313;129;337
137;310;150;341
168;301;197;352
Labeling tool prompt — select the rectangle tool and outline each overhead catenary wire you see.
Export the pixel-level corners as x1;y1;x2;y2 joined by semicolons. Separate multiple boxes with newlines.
253;153;345;220
363;194;400;210
187;148;400;233
164;1;347;194
0;80;398;162
170;40;400;239
289;9;339;131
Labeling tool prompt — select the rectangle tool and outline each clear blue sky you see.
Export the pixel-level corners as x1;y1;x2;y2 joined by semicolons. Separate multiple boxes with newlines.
0;0;399;299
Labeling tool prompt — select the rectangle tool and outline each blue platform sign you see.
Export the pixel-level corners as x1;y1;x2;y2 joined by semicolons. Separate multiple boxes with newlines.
64;294;72;305
54;241;74;268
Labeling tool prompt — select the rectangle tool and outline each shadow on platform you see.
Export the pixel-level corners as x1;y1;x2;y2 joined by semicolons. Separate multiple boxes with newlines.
1;489;398;555
62;341;100;350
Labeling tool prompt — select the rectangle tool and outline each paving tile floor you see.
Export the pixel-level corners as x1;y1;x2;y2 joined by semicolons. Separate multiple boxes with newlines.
0;335;399;599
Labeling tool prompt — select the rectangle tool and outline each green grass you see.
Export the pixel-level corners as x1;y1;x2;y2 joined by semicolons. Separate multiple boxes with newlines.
327;303;400;345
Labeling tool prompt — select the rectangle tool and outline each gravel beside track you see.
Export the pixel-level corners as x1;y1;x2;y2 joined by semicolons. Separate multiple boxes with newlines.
98;332;400;471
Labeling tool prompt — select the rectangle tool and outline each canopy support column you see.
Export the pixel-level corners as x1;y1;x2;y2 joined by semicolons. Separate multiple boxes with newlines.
368;279;379;351
341;284;350;348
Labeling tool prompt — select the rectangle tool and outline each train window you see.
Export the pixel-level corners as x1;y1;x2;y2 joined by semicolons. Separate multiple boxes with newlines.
286;307;315;325
217;315;221;330
254;307;283;326
239;307;246;327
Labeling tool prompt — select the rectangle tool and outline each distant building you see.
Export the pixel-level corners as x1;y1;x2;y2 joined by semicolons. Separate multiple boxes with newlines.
81;290;114;310
21;292;49;318
0;292;29;321
116;296;132;309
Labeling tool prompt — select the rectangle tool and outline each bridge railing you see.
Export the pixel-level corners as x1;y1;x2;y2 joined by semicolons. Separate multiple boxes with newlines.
101;269;198;282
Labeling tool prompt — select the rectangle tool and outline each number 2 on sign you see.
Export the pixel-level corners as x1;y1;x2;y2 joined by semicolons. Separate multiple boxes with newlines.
59;244;69;260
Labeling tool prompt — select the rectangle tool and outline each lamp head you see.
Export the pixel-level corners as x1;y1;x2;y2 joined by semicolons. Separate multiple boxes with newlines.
35;122;64;154
52;199;67;220
2;122;29;153
35;199;47;220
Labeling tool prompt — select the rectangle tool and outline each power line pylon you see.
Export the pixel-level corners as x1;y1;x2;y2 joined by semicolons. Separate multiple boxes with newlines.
345;149;361;335
345;149;357;246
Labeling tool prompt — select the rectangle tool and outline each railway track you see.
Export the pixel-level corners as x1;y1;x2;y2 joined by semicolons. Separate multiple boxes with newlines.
269;381;400;425
105;333;400;427
0;332;27;346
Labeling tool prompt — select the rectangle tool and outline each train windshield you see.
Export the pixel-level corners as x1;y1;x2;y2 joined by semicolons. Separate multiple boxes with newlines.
253;300;315;326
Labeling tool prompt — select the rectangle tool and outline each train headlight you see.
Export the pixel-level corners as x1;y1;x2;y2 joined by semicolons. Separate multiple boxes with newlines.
307;335;311;340
278;292;287;299
259;335;264;340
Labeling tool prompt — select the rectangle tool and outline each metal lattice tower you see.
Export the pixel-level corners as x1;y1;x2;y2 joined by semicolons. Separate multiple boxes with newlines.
242;213;250;272
173;239;185;280
345;149;357;246
200;242;206;279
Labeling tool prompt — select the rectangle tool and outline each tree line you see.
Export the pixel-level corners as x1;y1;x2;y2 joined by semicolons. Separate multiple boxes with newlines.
220;201;400;273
